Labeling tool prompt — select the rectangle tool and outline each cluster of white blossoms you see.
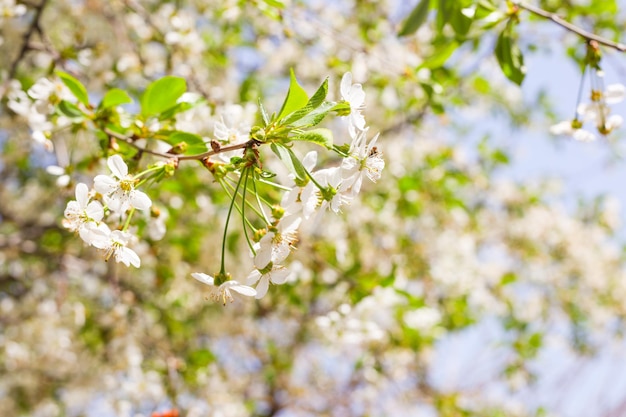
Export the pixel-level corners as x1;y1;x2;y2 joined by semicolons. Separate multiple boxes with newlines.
550;75;625;142
7;77;75;151
192;72;385;304
63;155;153;268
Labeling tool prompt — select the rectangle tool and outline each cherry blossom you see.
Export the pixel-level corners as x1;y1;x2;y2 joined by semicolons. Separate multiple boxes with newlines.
63;183;105;240
191;272;256;305
340;72;366;136
341;129;385;196
94;155;152;213
91;229;141;268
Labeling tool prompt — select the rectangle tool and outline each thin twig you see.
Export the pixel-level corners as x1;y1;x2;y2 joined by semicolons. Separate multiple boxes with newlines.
516;1;626;52
103;127;254;161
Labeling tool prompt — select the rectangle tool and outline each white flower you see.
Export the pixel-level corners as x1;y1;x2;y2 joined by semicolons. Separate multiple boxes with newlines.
578;102;623;135
191;272;256;305
94;155;152;213
280;151;319;217
246;264;290;299
92;229;141;268
341;129;384;196
301;167;352;214
549;120;596;142
213;104;252;144
340;72;367;136
28;77;75;114
254;216;301;270
63;183;105;239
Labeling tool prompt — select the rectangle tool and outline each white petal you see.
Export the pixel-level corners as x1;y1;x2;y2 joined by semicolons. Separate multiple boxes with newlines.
227;282;257;297
254;276;270;299
117;246;141;267
75;183;89;209
246;269;262;286
549;120;574;136
254;245;272;270
46;165;65;176
573;129;596;142
269;267;290;284
607;114;623;130
82;223;111;247
64;201;81;220
192;272;215;286
104;193;126;213
273;243;291;264
605;83;625;104
85;201;104;222
93;175;119;194
107;154;128;178
110;230;131;245
340;72;353;100
302;151;318;171
349;84;365;108
130;190;152;210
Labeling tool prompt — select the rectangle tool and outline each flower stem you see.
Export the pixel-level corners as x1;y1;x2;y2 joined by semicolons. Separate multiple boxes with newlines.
219;169;245;274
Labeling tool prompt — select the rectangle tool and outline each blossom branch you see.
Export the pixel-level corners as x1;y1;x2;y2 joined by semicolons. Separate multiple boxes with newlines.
515;1;626;52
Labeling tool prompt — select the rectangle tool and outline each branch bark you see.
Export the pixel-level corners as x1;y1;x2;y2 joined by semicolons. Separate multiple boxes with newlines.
516;1;626;52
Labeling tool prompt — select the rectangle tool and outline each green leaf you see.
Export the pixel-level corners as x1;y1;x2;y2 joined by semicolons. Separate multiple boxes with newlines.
270;143;308;183
419;41;458;69
398;0;430;37
450;6;473;37
164;131;208;154
292;128;333;149
277;69;309;121
259;99;270;126
99;88;132;109
141;76;187;117
159;102;194;121
495;22;526;85
56;71;89;105
58;100;84;119
291;101;336;128
283;78;329;125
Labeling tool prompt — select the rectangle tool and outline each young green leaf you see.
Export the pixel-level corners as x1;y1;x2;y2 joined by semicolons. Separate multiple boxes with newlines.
283;78;329;125
418;40;458;69
291;101;336;128
277;69;309;121
398;0;430;37
56;71;89;106
99;88;132;109
141;76;187;117
259;99;270;126
58;100;85;119
495;23;526;85
292;128;334;149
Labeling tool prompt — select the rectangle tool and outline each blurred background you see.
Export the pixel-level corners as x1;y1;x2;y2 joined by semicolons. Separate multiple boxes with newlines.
2;0;626;416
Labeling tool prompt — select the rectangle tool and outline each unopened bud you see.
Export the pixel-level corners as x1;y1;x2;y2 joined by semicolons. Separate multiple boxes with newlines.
254;228;267;242
271;205;285;220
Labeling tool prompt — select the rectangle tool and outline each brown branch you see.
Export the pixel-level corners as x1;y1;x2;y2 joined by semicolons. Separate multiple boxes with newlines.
103;128;254;162
515;1;626;52
7;0;50;81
